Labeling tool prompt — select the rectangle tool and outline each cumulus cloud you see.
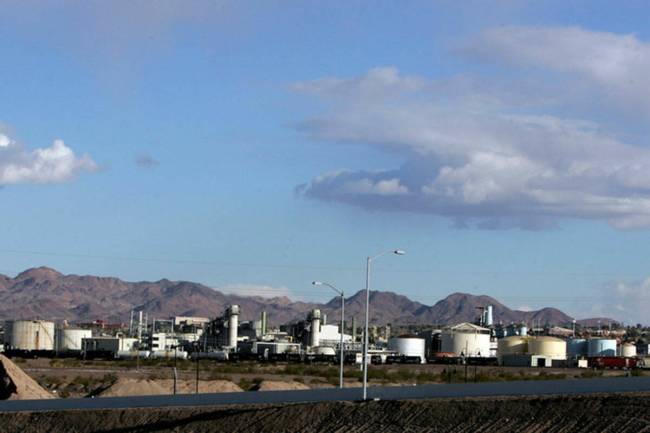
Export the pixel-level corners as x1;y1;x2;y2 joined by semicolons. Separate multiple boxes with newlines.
0;133;98;186
294;28;650;230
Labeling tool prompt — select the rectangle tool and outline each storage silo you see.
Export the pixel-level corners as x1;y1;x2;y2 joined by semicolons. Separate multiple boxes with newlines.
440;323;491;357
528;336;567;360
587;338;617;357
567;338;587;358
56;328;92;352
308;309;321;347
497;336;528;364
5;320;55;351
620;342;637;358
388;336;426;363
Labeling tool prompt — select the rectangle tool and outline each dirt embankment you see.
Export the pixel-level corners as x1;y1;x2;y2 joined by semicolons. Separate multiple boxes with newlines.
1;393;650;433
0;355;54;400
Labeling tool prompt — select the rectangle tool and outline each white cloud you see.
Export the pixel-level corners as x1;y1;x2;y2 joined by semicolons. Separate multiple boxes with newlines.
0;133;98;186
220;283;298;300
293;28;650;230
471;26;650;115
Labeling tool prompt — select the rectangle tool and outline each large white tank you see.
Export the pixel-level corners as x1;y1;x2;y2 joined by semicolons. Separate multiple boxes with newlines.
588;339;617;357
56;328;92;352
226;305;240;348
4;320;55;351
567;338;587;357
528;336;566;360
309;309;321;347
497;336;528;364
388;336;426;363
620;343;637;357
440;323;491;357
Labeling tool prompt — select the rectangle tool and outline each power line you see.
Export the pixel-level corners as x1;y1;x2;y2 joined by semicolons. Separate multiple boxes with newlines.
0;248;633;277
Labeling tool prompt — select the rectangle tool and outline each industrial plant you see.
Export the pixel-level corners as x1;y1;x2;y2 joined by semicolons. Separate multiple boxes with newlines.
1;302;648;372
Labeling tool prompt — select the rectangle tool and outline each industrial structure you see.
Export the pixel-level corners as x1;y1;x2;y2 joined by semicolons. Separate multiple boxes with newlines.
1;300;647;372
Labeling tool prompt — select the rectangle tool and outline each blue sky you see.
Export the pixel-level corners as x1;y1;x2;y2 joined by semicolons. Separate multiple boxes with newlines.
2;1;650;324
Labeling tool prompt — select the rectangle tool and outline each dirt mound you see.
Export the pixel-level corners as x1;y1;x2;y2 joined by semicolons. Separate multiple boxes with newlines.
253;380;310;391
98;378;168;397
0;355;54;400
158;379;243;394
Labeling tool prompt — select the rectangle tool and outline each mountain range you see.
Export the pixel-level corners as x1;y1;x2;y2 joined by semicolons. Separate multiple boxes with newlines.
0;267;612;327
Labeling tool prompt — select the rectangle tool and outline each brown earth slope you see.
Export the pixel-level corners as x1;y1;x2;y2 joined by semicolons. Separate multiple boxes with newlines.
0;355;54;400
0;394;649;433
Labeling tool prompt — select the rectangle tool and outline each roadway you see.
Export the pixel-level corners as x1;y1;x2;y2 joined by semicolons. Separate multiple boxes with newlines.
1;376;650;413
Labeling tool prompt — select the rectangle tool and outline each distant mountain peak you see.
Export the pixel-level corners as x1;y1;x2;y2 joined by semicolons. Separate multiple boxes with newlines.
15;267;63;281
0;267;618;326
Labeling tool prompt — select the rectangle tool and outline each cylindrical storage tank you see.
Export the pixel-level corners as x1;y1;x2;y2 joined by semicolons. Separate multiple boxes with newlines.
56;328;92;352
485;306;493;326
528;336;567;360
309;309;321;347
567;338;587;357
388;336;426;363
520;326;528;337
620;343;637;358
5;320;55;351
226;305;240;348
440;325;491;358
497;336;528;364
588;339;617;357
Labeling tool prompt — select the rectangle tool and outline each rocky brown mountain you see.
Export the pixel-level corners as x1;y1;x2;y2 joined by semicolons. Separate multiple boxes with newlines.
0;267;607;326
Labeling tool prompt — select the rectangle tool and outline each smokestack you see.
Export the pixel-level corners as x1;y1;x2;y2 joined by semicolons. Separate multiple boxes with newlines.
309;309;321;347
486;305;493;327
261;311;267;336
226;305;240;349
138;311;143;341
322;313;327;326
351;317;357;342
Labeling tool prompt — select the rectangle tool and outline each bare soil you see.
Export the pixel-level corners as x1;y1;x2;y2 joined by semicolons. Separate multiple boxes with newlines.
1;393;649;433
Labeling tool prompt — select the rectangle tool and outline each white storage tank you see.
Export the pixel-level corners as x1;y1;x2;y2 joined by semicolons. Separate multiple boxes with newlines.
497;336;528;364
440;323;491;358
388;336;426;363
528;336;567;360
56;328;92;352
4;320;55;351
620;343;637;358
587;339;617;357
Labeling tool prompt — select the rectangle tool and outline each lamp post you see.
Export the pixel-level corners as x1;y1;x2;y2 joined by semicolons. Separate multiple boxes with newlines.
312;281;345;389
362;249;405;401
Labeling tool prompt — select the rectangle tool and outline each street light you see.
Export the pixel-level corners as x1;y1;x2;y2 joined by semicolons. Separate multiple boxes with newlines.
312;281;345;389
363;249;405;401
